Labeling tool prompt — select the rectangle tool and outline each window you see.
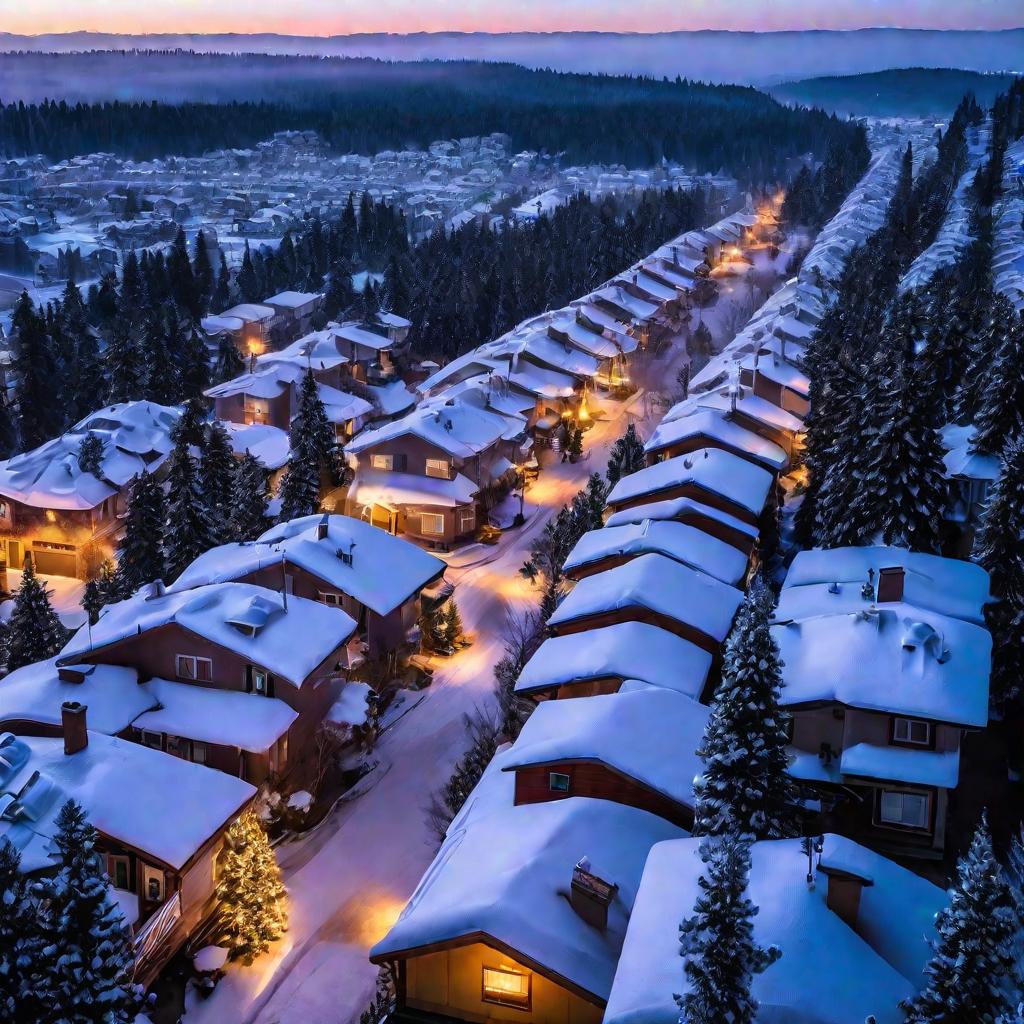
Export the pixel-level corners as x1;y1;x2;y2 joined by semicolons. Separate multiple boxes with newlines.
371;454;394;471
549;772;571;793
250;667;270;695
892;717;932;746
482;967;531;1010
421;513;445;536
140;730;163;750
191;741;207;765
319;592;343;608
878;790;930;829
143;864;165;903
0;501;8;519
176;655;212;682
458;508;476;534
425;458;450;480
107;855;130;890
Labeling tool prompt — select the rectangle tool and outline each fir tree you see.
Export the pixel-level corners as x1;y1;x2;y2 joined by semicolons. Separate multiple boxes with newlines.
81;576;105;626
5;558;69;671
172;396;208;449
76;431;104;476
115;471;166;595
582;472;608;531
12;292;60;449
105;313;143;405
192;229;214;311
229;452;270;541
202;420;236;546
164;432;216;581
606;422;645;488
278;369;333;522
216;810;287;964
0;399;17;460
214;334;246;384
34;800;140;1022
141;310;180;406
237;242;260;302
693;578;800;841
96;559;123;607
904;815;1020;1024
442;599;465;650
213;251;232;312
972;310;1024;457
677;835;781;1024
0;837;43;1021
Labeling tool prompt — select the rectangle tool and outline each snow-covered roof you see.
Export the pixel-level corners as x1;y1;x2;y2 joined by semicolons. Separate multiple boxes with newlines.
605;835;943;1024
221;421;290;470
136;677;298;752
940;423;1001;483
549;552;742;645
0;658;156;736
263;290;321;309
347;467;477;510
371;786;684;1002
604;495;759;545
60;582;356;687
516;621;711;699
0;401;181;511
606;448;774;518
220;303;276;323
644;407;789;472
334;322;394;352
773;603;990;726
170;514;444;616
779;546;991;626
0;731;254;872
501;688;708;811
563;520;748;587
840;742;960;789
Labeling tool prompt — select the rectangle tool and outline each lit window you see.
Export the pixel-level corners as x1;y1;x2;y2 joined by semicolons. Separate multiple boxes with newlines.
549;772;571;793
482;967;531;1010
250;667;269;695
371;454;394;471
425;458;450;479
421;513;445;536
176;655;213;682
892;718;931;746
319;592;343;608
879;790;929;829
143;864;165;903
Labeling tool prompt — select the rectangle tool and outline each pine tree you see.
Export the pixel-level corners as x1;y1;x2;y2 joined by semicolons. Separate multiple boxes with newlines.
214;334;246;384
213;251;232;312
0;399;17;460
972;310;1024;457
5;558;69;671
105;312;143;405
12;292;60;449
81;576;105;626
0;837;44;1020
693;578;800;840
76;431;104;476
278;370;333;522
216;810;287;964
904;815;1020;1024
442;599;465;650
677;835;781;1024
192;229;214;311
583;472;608;531
141;310;180;406
606;422;645;487
115;471;166;595
96;558;123;607
229;452;270;542
33;800;140;1023
202;420;236;546
237;242;260;302
164;432;216;581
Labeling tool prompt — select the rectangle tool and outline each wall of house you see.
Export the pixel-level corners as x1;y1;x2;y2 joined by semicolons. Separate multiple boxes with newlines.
646;435;782;475
401;943;603;1024
513;762;692;829
606;482;759;526
214;390;291;430
549;606;722;655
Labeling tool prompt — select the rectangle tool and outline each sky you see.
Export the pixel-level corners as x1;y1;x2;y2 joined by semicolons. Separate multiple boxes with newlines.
3;0;1020;36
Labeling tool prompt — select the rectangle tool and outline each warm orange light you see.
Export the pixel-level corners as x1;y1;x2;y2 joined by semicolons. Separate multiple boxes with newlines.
45;510;57;523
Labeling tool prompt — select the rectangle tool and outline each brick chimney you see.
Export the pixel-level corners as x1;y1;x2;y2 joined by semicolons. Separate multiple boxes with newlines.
570;858;618;931
818;864;873;930
876;566;906;603
61;701;88;756
316;512;330;541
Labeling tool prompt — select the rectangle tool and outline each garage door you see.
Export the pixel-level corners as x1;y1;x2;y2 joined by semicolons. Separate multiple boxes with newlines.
32;548;78;578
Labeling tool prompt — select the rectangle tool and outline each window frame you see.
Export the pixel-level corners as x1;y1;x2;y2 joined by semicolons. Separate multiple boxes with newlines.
876;789;931;831
191;740;208;765
107;854;131;891
425;458;450;480
370;453;394;471
481;966;532;1011
458;507;477;534
420;512;445;536
890;716;933;749
142;864;166;904
176;654;213;683
548;771;571;794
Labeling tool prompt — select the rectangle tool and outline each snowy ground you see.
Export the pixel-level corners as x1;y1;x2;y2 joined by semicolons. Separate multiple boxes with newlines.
180;241;795;1024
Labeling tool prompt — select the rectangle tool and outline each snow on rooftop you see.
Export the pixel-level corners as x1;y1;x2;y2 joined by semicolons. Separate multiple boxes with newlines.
606;448;773;518
564;520;748;587
264;290;321;308
60;582;356;687
549;552;742;643
605;835;942;1024
347;467;477;510
840;742;960;790
604;495;759;543
516;620;711;698
221;421;291;470
644;407;789;472
941;423;1001;484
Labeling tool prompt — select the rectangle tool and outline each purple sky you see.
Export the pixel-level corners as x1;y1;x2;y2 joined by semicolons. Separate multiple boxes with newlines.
11;0;1021;35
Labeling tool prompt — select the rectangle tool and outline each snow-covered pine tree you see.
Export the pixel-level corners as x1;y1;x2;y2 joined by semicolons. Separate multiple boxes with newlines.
972;309;1024;457
442;599;465;650
105;312;144;405
677;835;781;1024
278;369;333;521
216;810;287;964
693;577;800;841
0;837;44;1020
164;432;216;581
12;292;61;449
213;251;232;313
81;576;105;626
5;558;70;672
229;452;271;542
202;420;236;546
115;470;166;595
214;334;246;384
76;431;105;476
606;422;645;487
172;396;208;449
583;472;608;531
904;814;1020;1024
141;309;180;406
33;800;140;1022
177;320;212;401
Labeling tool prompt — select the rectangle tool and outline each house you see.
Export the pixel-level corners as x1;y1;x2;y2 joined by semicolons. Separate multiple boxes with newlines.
772;548;992;856
547;552;743;657
739;348;811;418
515;621;712;702
333;317;412;385
168;514;445;656
605;835;944;1024
940;423;1001;551
604;495;760;555
605;448;775;528
501;687;709;830
263;290;322;340
562;520;749;587
0;402;181;579
0;721;255;986
203;303;278;358
58;580;358;783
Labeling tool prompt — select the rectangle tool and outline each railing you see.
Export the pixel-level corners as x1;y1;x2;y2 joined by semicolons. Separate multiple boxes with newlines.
133;891;182;975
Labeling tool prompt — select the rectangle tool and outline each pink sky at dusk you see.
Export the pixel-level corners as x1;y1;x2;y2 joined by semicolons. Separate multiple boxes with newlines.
5;0;1020;36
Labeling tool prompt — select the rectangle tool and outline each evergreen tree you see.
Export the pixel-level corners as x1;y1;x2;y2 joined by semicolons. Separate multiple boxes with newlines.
442;599;465;650
278;370;333;522
212;251;232;312
972;310;1024;457
12;292;60;449
81;576;105;626
192;229;214;311
0;837;43;1021
172;396;208;449
105;313;143;405
214;334;246;384
229;452;270;541
95;559;122;607
693;578;800;841
606;422;645;488
76;431;104;476
0;399;17;460
237;242;260;303
164;433;216;581
168;226;198;319
203;420;236;546
141;310;180;406
677;835;781;1024
904;815;1020;1024
5;558;69;671
322;256;356;322
115;471;166;594
216;810;287;964
33;800;139;1023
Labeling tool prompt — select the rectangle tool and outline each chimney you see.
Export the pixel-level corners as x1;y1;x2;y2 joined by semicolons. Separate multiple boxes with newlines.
818;864;873;930
316;512;330;541
570;858;618;931
876;566;905;603
61;701;88;756
57;666;88;684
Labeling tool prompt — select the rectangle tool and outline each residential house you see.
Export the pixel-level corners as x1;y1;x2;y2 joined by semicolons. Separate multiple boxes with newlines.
940;423;1001;553
202;303;278;358
263;290;323;341
603;495;760;555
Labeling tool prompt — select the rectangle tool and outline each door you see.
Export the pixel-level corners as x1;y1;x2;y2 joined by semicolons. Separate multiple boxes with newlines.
32;547;78;578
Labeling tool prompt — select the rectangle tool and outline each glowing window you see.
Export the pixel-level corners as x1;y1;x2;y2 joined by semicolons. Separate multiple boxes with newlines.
482;967;531;1010
421;513;445;536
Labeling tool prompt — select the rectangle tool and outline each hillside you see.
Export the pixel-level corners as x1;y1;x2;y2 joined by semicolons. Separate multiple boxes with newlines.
770;68;1019;118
